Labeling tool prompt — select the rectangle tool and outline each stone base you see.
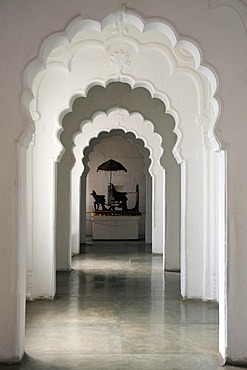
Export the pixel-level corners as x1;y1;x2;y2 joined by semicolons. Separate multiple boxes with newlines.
91;215;140;240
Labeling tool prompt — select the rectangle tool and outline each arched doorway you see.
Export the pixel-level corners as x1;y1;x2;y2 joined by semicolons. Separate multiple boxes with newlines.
70;109;165;258
83;131;149;242
55;84;180;272
78;129;152;248
20;10;225;358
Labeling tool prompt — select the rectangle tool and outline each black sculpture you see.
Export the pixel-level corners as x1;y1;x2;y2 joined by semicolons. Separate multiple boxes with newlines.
91;184;140;214
90;190;106;211
109;183;128;211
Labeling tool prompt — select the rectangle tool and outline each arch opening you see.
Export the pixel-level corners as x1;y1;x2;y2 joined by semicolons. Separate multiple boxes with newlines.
82;129;151;244
69;110;164;261
20;10;226;360
54;83;180;276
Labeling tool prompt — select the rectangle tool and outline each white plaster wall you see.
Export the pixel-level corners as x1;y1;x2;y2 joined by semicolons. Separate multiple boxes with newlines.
1;0;247;365
86;135;146;237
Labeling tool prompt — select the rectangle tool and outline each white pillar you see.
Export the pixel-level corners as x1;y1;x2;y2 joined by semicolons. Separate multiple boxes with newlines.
70;168;81;253
180;161;186;297
224;146;247;365
80;173;87;245
56;158;72;271
26;142;34;299
31;147;56;298
217;150;227;362
152;165;165;255
165;164;181;271
0;140;26;362
181;156;205;298
145;174;152;244
202;148;219;300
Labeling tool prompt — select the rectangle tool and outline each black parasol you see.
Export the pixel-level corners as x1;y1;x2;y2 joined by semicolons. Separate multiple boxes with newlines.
97;159;127;184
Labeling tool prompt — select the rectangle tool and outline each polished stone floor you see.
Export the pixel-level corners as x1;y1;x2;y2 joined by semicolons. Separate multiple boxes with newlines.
2;240;244;369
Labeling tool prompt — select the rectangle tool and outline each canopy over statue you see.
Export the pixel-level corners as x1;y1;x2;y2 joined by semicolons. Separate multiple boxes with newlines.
91;159;140;214
97;159;127;184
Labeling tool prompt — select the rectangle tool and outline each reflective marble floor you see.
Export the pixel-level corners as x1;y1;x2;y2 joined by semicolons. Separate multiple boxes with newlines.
2;240;244;369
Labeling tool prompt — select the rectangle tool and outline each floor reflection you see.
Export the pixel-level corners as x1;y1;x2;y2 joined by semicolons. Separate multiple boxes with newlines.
3;240;243;369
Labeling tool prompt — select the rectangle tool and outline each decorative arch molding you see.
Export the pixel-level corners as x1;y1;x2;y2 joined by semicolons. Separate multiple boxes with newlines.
81;129;151;179
73;108;163;176
54;82;181;273
70;108;165;256
20;9;221;160
17;8;227;364
76;128;152;252
23;9;224;308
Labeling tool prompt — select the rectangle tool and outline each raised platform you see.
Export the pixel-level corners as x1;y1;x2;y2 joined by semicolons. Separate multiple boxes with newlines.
91;212;141;240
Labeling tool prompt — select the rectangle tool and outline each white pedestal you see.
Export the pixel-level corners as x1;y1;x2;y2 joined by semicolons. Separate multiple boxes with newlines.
91;215;140;240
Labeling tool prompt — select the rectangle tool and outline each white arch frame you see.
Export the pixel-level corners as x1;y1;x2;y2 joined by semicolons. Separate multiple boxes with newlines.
71;109;164;257
19;10;226;358
79;128;153;248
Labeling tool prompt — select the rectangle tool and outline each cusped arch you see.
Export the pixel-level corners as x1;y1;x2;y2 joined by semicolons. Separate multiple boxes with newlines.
20;9;221;161
81;129;151;178
70;108;165;254
73;108;163;177
79;129;152;246
23;9;224;305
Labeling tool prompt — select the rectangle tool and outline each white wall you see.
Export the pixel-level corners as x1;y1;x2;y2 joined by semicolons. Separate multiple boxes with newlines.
1;0;247;365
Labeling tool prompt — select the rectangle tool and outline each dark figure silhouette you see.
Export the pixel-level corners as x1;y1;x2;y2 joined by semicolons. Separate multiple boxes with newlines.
90;190;106;211
109;183;128;211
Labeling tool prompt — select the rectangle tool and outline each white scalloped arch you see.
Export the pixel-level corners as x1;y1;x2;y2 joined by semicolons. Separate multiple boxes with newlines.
81;129;151;178
20;11;220;158
74;127;152;254
73;109;163;175
70;109;164;255
22;11;224;316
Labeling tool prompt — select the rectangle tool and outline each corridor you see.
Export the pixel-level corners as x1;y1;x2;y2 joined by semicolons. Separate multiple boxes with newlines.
3;241;241;369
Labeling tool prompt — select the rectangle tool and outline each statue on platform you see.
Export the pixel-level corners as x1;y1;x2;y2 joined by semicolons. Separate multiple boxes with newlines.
90;183;140;214
91;159;140;214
